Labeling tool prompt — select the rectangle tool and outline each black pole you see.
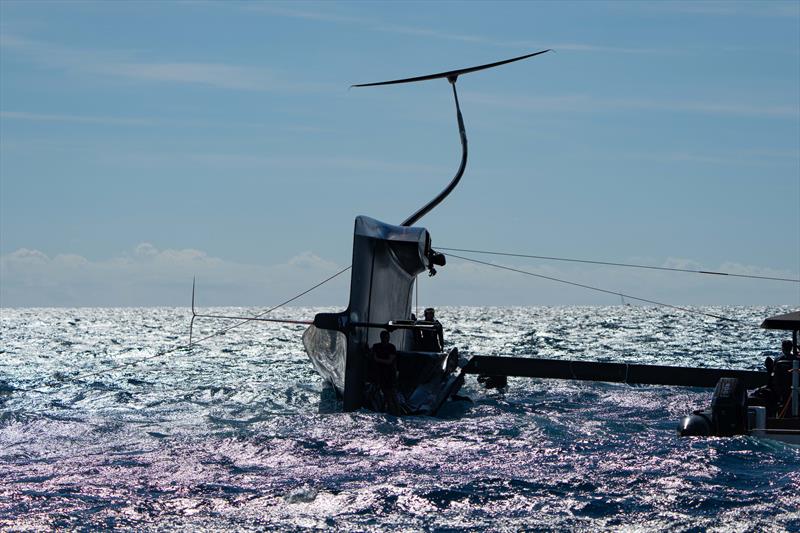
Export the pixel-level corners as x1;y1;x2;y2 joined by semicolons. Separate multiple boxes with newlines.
463;356;768;390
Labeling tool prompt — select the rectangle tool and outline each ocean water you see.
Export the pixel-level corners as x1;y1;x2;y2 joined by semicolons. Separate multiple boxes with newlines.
1;306;798;531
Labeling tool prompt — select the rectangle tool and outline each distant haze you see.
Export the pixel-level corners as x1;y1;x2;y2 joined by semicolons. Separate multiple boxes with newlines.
1;1;798;308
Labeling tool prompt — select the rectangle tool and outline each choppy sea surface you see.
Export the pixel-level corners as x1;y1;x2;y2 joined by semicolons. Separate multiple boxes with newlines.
1;306;798;531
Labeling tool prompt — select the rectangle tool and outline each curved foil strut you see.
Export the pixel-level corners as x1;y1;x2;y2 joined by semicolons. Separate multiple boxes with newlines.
401;80;466;227
353;50;550;227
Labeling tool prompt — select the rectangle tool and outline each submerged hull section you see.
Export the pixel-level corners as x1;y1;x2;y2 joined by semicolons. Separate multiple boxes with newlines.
304;216;463;414
302;326;347;395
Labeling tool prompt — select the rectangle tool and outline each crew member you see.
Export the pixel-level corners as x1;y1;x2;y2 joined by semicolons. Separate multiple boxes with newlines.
416;307;444;352
777;339;795;361
372;330;400;414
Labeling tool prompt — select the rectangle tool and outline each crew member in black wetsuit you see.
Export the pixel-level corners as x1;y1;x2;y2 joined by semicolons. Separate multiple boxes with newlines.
769;339;797;409
416;307;444;352
753;340;796;417
777;340;795;362
372;330;400;414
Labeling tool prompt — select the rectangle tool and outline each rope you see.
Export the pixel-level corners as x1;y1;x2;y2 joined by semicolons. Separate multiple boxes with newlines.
191;314;313;326
447;252;754;326
439;247;799;283
778;396;792;419
25;265;352;392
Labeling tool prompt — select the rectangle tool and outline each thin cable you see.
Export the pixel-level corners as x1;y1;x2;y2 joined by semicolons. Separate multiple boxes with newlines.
190;314;313;326
30;265;352;391
439;247;799;283
447;252;752;325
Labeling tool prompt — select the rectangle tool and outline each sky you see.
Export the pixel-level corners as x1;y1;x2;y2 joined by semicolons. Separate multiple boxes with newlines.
1;0;799;308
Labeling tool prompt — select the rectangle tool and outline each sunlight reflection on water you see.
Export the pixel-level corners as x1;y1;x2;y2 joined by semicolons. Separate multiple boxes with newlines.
0;306;798;530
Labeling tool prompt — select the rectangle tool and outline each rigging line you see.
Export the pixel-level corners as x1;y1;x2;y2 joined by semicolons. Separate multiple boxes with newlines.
447;252;753;326
26;265;352;392
438;247;800;284
190;314;313;326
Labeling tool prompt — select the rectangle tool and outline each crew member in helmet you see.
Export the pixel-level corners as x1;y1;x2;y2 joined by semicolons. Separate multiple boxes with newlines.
415;307;444;352
372;330;400;414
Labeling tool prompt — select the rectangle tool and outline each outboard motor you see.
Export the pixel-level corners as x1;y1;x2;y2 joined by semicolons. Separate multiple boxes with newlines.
710;377;748;436
678;411;712;437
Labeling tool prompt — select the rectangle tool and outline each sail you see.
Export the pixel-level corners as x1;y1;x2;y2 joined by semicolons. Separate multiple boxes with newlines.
303;216;431;409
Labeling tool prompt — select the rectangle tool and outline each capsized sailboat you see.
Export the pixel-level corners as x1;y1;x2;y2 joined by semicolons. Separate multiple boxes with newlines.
303;217;461;414
302;51;551;414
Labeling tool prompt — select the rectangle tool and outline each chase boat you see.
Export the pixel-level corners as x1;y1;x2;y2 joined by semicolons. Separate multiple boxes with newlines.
679;311;800;444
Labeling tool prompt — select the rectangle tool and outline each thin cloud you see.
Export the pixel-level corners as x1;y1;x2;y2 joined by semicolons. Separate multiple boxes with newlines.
244;4;370;25
244;3;798;56
84;148;450;177
246;3;667;55
103;62;300;91
543;42;668;54
0;244;348;307
0;111;153;126
373;23;492;45
615;149;800;167
607;0;800;18
0;34;327;92
462;91;800;119
0;111;329;132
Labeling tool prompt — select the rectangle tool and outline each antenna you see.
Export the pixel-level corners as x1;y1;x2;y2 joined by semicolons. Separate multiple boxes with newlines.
352;50;551;227
190;276;197;346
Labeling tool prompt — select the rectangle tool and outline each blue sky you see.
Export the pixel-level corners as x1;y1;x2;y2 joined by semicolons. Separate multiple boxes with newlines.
1;0;798;307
